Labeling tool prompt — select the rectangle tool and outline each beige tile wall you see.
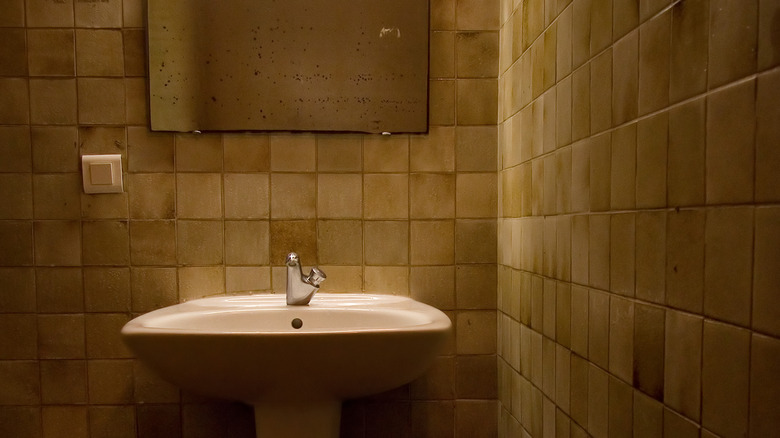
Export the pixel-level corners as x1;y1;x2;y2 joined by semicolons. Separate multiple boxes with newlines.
0;0;499;437
497;0;780;437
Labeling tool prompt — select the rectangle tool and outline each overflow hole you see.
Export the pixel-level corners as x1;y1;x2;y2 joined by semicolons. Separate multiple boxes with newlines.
291;318;303;329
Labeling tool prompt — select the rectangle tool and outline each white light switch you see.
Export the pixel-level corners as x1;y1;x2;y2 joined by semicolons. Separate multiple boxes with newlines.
82;154;123;194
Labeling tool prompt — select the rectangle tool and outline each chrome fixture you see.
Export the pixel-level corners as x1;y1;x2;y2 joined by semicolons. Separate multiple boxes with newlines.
285;253;326;305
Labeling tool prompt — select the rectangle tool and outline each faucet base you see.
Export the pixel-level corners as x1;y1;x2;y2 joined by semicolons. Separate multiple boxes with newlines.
253;400;340;438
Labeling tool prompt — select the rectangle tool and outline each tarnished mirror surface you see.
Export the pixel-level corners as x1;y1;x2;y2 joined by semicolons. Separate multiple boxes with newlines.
148;0;429;133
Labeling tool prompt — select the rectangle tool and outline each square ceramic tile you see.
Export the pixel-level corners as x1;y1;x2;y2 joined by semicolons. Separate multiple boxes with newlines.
753;207;780;337
270;173;316;219
633;303;665;399
457;32;499;78
410;266;456;309
588;214;610;290
612;30;638;125
35;267;83;313
364;266;409;295
34;221;80;266
77;78;125;125
571;66;591;142
42;406;88;438
268;220;317;265
27;29;75;76
668;98;706;206
636;112;668;208
127;127;174;172
30;79;77;125
363;135;409;172
75;29;123;76
664;309;702;421
316;220;362;265
84;267;130;312
175;134;222;172
0;0;24;26
707;0;757;88
457;0;500;30
130;267;177;312
224;173;269;219
0;127;32;172
411;220;455;265
669;0;709;102
756;70;780;202
128;174;175;219
123;29;146;77
706;80;756;204
27;0;74;27
363;174;408;219
703;207;753;326
38;314;85;359
363;221;409;265
317;135;362;172
40;360;87;404
665;209;705;312
177;221;223;265
431;31;456;78
638;11;671;115
608;296;634;385
270;134;315;172
178;266;225;301
223;134;270;172
177;173;223;219
129;221;176;266
609;377;634;437
750;333;780;437
81;221;129;266
457;311;497;354
635;210;665;304
701;321;750;437
87;359;133;404
633;391;663;438
74;0;122;28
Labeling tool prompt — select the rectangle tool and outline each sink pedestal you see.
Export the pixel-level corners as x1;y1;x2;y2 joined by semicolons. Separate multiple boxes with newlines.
253;400;341;438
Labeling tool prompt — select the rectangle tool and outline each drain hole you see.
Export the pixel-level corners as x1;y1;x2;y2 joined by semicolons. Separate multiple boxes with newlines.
291;318;303;329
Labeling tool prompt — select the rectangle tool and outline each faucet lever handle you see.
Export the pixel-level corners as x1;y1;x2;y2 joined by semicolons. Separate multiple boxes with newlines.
307;267;326;287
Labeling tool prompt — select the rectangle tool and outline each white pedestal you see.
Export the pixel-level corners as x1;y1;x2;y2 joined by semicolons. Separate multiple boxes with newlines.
253;400;341;438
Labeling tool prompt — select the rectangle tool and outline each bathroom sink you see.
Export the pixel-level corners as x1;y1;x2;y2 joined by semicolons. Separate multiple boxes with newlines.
121;293;451;438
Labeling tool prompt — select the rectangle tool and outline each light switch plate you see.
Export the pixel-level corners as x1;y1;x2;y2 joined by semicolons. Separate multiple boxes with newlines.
82;154;123;194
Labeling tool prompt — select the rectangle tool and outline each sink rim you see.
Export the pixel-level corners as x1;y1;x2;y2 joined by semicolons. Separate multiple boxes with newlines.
122;292;452;336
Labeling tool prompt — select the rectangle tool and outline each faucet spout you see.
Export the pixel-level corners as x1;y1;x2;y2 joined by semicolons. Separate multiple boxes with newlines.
285;253;326;305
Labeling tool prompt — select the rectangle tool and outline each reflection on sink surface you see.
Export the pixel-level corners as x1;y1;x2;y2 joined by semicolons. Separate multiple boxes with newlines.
121;293;452;438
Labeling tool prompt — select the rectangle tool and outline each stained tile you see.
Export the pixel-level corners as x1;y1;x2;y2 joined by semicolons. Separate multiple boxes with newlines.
633;303;665;400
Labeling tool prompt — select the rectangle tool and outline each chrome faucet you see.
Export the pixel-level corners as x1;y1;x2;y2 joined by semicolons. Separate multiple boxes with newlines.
285;253;326;305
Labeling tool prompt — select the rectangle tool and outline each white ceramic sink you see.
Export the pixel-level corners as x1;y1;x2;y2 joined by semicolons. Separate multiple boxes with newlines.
121;293;451;438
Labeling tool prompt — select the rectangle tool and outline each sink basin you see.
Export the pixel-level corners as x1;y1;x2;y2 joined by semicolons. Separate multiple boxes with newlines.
121;293;451;437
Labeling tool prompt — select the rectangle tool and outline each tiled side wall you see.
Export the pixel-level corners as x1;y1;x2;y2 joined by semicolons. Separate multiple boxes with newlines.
497;0;779;437
0;0;500;437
